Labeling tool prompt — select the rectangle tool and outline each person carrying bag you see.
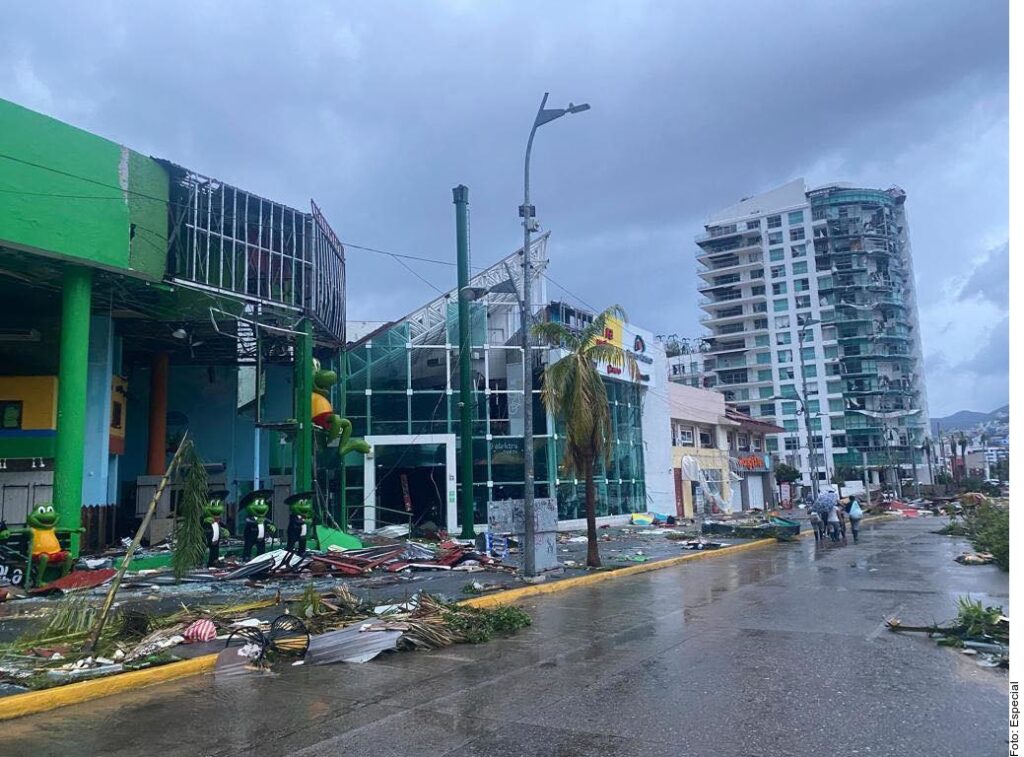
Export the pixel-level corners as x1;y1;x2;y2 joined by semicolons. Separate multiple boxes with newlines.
848;496;864;543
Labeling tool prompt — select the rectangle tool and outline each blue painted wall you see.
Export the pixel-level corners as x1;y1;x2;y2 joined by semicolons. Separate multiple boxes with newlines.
82;314;113;506
119;362;295;506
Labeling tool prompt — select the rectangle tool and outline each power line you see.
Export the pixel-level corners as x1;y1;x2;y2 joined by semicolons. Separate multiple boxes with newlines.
541;272;599;313
0;151;607;322
342;241;463;268
389;255;445;295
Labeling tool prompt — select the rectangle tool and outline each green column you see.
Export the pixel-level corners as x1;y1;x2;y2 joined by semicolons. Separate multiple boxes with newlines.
53;265;93;557
293;319;313;492
337;350;350;531
453;185;475;538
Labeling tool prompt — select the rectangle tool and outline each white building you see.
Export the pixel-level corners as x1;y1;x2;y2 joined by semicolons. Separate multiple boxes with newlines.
666;351;703;388
695;179;930;492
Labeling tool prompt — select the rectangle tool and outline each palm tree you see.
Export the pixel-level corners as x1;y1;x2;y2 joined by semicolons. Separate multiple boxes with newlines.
532;305;638;568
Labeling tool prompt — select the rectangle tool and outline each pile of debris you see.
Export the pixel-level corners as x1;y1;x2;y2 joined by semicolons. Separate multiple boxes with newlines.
309;540;504;577
0;536;512;602
0;584;532;693
886;596;1009;669
0;595;282;691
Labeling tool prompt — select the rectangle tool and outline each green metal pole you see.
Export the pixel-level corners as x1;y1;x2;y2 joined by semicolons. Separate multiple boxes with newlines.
53;265;93;557
294;319;314;492
453;185;475;539
337;350;350;531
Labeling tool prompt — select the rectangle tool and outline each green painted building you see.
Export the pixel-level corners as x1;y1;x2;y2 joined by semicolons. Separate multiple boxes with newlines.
0;98;346;555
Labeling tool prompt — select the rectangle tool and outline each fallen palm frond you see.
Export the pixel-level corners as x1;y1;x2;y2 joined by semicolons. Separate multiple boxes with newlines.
886;595;1008;667
172;441;209;580
37;595;100;639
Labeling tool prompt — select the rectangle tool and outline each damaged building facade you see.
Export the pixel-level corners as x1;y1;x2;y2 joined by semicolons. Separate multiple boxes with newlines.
342;237;674;533
0;99;346;554
694;179;930;494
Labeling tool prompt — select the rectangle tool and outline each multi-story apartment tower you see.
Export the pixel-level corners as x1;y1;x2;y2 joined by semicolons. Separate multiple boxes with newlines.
695;179;930;495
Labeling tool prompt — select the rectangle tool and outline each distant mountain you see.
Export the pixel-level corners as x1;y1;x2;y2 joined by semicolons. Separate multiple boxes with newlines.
930;405;1008;435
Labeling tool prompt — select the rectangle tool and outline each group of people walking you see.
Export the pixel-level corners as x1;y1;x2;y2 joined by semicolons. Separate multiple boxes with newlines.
808;490;864;544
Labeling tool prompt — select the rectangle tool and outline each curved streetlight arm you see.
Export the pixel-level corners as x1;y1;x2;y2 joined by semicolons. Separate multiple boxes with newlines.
519;92;589;577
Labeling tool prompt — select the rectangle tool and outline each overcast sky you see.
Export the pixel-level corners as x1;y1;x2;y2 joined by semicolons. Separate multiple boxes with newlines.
0;1;1008;417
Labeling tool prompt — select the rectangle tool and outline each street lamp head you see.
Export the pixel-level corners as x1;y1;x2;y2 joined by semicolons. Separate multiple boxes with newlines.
567;102;591;114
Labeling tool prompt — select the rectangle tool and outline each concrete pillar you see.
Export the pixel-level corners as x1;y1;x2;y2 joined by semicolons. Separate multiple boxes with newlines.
53;265;92;557
146;352;169;475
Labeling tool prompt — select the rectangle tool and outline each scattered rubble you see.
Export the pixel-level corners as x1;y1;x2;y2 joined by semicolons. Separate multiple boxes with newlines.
954;552;996;566
0;581;532;692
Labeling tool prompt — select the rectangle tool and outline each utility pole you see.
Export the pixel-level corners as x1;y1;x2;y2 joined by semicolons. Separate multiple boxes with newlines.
796;317;820;500
911;441;920;499
453;185;476;539
519;93;590;576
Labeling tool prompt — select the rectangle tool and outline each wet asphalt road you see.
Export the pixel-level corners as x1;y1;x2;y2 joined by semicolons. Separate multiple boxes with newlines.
3;517;1008;756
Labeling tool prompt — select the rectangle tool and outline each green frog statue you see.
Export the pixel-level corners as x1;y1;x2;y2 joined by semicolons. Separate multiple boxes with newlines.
203;490;231;567
285;492;314;555
0;503;84;587
310;358;370;459
240;489;276;561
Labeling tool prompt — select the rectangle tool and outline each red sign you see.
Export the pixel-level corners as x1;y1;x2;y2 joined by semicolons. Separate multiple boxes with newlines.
737;454;766;471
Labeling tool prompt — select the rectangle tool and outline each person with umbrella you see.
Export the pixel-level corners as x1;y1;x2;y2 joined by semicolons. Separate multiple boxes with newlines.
811;489;835;541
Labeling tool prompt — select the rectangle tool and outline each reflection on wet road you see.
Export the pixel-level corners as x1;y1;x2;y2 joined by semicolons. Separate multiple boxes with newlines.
2;518;1008;756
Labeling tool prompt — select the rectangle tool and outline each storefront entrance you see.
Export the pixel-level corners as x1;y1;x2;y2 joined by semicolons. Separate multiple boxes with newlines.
362;434;457;532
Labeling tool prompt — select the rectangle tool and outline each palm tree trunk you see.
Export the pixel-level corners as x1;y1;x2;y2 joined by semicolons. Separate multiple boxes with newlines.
584;461;601;568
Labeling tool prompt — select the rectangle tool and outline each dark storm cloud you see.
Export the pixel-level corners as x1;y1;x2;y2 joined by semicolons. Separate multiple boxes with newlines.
961;242;1009;305
0;0;1008;415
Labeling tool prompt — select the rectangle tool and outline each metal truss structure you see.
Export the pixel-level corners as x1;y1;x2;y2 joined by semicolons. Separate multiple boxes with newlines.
403;232;549;345
161;161;346;343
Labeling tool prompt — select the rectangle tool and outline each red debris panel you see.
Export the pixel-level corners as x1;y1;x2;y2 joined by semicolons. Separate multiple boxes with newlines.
30;568;117;595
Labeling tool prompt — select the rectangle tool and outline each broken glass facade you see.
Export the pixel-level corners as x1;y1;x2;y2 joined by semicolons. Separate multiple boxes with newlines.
342;301;648;527
809;186;929;470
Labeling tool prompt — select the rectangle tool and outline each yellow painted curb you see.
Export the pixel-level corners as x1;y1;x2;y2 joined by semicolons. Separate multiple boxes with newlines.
460;536;777;608
463;513;899;608
0;653;217;722
0;514;899;720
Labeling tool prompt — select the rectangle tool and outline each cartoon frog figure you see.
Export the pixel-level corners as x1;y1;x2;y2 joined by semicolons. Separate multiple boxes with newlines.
311;358;371;460
0;503;83;587
239;489;276;561
203;490;232;567
284;492;314;555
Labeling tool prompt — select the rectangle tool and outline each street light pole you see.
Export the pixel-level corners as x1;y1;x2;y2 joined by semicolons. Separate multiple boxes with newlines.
520;93;590;577
796;318;821;500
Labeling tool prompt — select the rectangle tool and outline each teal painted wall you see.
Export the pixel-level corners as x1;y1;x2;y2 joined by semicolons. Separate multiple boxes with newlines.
120;364;292;503
82;314;114;506
0;98;167;279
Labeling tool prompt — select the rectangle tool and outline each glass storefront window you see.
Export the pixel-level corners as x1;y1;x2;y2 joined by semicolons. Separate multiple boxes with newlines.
345;321;649;526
